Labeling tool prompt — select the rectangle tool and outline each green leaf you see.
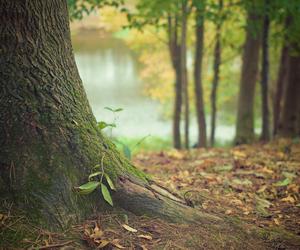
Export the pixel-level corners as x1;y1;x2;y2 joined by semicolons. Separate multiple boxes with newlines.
78;181;100;195
213;165;233;172
114;108;123;112
123;144;131;160
274;178;291;187
104;174;116;190
98;121;116;130
101;183;113;206
104;107;114;112
282;171;296;180
104;107;123;112
88;171;103;180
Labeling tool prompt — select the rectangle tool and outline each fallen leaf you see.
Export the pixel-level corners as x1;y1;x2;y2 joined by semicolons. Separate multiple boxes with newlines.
98;239;110;248
274;218;280;226
90;224;103;240
232;150;247;159
213;165;233;172
122;224;137;233
257;185;267;193
111;239;125;249
138;234;153;240
225;209;232;215
274;178;291;187
281;195;295;203
139;245;149;250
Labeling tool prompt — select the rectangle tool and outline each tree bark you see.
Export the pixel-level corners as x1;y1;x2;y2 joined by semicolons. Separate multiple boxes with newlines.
181;0;190;149
273;46;289;136
210;0;223;147
277;52;300;137
0;0;212;229
235;10;261;145
194;3;207;148
168;15;182;149
260;0;270;141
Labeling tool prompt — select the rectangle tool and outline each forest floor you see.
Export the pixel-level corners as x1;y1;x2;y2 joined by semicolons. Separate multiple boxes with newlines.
1;139;300;249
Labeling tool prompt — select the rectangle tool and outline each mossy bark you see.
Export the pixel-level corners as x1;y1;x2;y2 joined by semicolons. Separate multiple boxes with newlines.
0;0;143;228
0;0;217;230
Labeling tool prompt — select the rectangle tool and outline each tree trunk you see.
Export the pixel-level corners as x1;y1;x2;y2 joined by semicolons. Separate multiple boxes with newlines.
277;52;300;137
210;0;223;147
194;4;207;148
260;0;270;141
0;0;212;229
273;45;289;136
168;15;182;149
181;0;189;149
235;11;261;145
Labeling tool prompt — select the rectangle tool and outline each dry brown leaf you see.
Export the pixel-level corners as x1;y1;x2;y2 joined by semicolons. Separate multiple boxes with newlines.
98;239;110;248
281;195;295;203
122;224;138;233
111;239;125;249
138;234;153;240
139;245;149;250
274;218;280;226
91;225;103;239
225;209;232;215
232;150;247;159
257;185;267;193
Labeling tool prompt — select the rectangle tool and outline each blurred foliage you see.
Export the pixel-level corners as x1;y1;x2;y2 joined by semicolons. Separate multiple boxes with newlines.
68;0;300;125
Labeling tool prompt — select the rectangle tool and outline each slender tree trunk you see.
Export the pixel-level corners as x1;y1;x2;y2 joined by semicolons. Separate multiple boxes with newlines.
168;15;182;149
210;0;223;147
277;53;300;137
260;0;270;141
273;46;289;136
194;3;207;148
181;0;189;149
235;11;261;145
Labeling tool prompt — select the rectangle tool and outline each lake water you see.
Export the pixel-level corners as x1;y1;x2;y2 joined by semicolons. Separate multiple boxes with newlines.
72;31;235;144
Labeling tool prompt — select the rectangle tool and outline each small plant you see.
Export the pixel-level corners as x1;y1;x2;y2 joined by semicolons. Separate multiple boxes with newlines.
115;135;150;160
77;107;148;205
74;154;115;206
97;107;123;137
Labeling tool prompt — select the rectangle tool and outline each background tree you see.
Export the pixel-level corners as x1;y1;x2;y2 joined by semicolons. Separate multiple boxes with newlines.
126;0;194;149
193;0;207;148
273;45;289;136
167;9;183;149
260;0;270;141
235;2;262;145
181;0;190;149
277;52;300;137
210;0;223;147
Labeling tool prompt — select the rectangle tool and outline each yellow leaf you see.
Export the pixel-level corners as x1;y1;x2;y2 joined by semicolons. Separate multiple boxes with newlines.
225;209;232;215
98;239;110;248
111;239;125;249
122;224;137;233
91;224;103;239
274;218;280;226
260;167;274;174
138;234;152;240
257;185;267;193
232;150;247;159
281;195;295;203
